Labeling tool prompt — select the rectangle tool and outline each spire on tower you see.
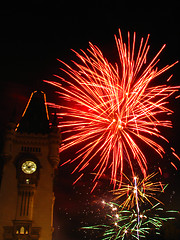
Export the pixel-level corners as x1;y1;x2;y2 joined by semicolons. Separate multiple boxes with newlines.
16;90;49;134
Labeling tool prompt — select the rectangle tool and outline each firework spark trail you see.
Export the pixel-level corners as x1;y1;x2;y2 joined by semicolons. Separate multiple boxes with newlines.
134;177;140;240
45;29;179;188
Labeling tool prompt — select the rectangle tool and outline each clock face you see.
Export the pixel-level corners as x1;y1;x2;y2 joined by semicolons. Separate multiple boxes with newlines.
21;161;37;174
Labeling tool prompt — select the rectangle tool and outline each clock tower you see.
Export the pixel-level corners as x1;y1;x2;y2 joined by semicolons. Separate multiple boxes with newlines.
0;91;61;240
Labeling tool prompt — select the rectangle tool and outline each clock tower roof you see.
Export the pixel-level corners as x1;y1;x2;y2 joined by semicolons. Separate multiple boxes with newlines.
17;90;50;134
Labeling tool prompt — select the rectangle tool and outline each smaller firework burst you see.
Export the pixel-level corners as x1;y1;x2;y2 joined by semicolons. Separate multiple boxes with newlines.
112;172;167;209
82;200;177;240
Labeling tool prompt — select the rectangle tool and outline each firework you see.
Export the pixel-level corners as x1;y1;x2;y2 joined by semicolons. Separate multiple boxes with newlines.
82;200;177;240
45;29;179;187
112;173;167;239
112;172;166;209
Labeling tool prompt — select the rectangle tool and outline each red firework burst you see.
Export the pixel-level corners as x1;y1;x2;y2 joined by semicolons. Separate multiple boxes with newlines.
45;29;179;188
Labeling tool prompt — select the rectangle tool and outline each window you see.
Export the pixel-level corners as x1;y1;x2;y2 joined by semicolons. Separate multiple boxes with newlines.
21;146;41;153
20;226;25;234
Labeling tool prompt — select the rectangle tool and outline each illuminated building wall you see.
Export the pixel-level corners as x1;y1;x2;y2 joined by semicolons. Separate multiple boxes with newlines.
0;91;61;240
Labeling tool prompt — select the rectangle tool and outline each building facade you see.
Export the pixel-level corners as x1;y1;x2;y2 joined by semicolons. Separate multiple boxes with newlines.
0;91;61;240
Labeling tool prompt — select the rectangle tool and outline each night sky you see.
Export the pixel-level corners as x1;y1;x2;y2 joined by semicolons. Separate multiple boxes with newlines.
1;1;180;240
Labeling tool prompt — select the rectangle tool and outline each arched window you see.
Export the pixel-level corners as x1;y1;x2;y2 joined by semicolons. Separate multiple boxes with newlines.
20;226;25;234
